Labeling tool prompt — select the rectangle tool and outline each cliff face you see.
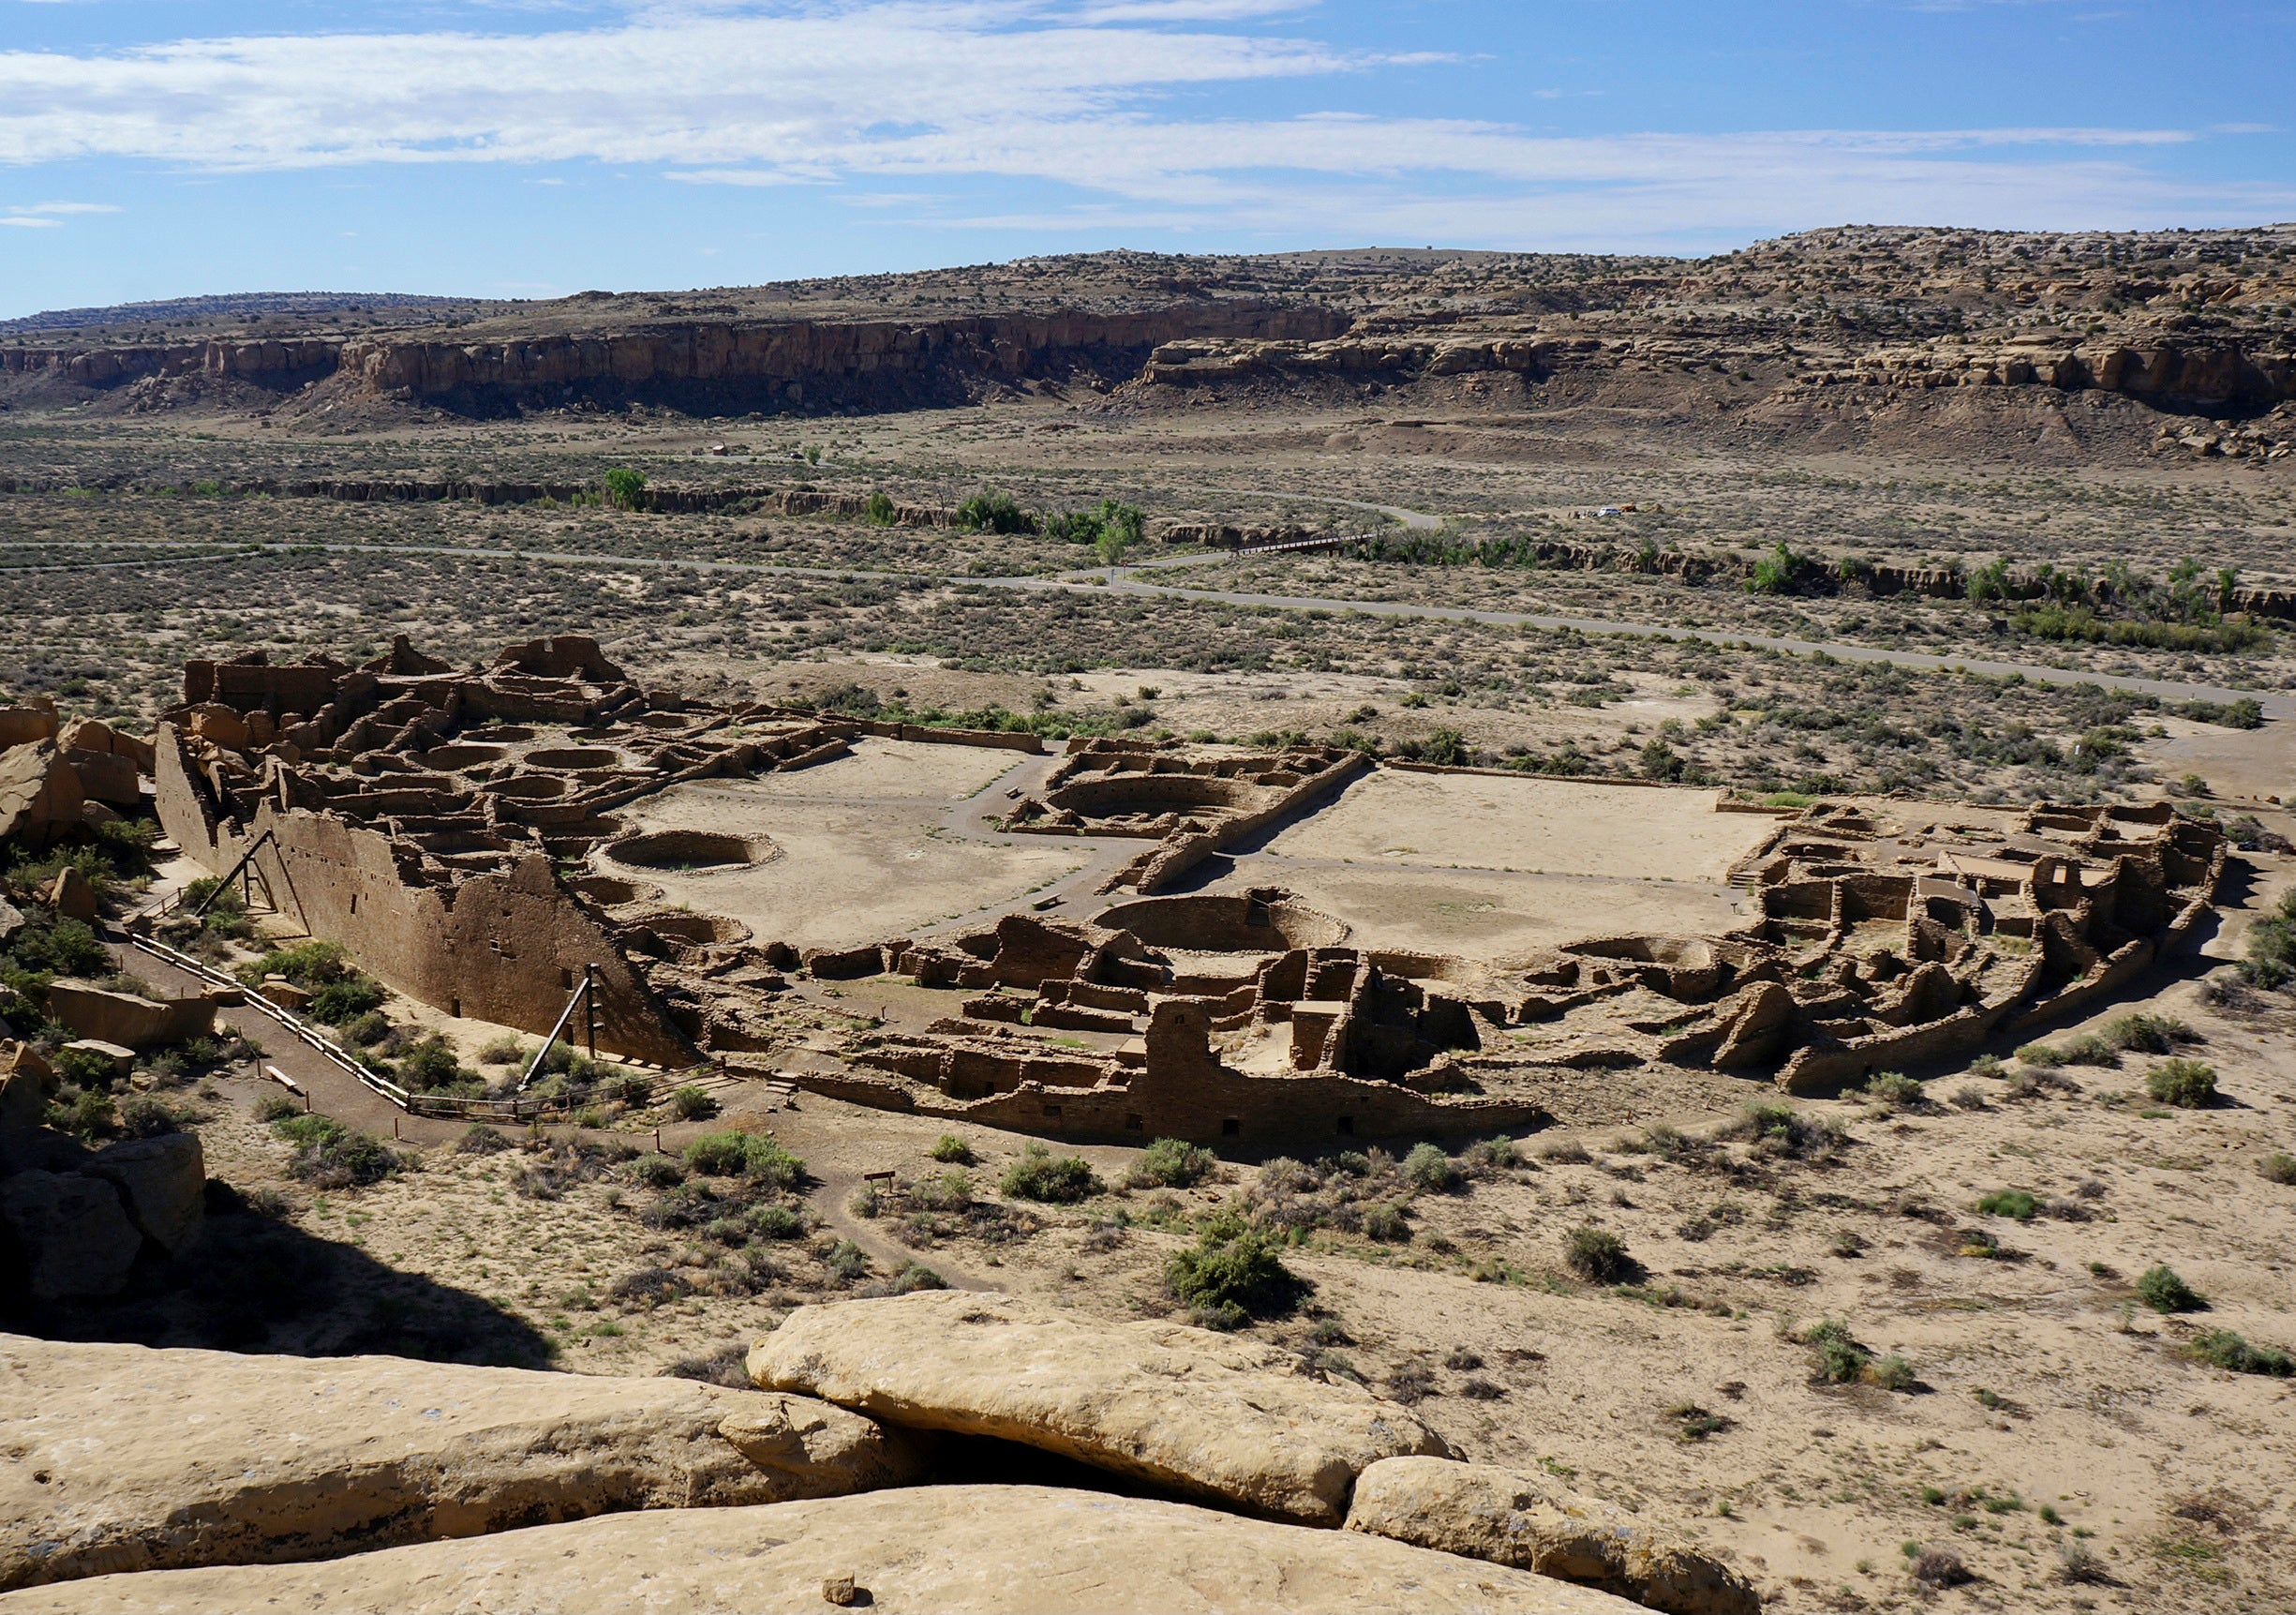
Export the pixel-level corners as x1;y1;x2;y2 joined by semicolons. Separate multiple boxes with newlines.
332;304;1347;412
1142;332;2296;414
0;337;337;387
1;303;1349;413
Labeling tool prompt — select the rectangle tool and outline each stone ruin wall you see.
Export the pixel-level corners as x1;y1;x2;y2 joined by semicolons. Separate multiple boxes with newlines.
153;719;698;1067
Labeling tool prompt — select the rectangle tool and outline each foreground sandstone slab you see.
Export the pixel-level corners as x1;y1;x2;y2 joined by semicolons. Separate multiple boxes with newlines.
0;1485;1644;1615
748;1291;1446;1525
0;1337;921;1592
1347;1458;1759;1615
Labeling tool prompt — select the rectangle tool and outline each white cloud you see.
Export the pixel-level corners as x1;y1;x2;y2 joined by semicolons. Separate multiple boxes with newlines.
0;1;2285;247
0;216;61;227
17;200;121;213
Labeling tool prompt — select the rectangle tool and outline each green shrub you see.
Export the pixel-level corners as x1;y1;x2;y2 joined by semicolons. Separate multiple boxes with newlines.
1976;1189;2040;1221
682;1130;806;1189
928;1134;976;1164
1868;1353;1917;1392
52;1044;120;1088
457;1123;512;1156
1461;1136;1520;1175
953;489;1034;534
631;1153;683;1188
274;1113;403;1187
1000;1143;1102;1203
341;1009;391;1046
395;1036;480;1095
864;490;897;525
1803;1319;1871;1383
1866;1070;1924;1106
1563;1224;1631;1282
1401;1142;1464;1193
49;1088;117;1140
2145;1057;2217;1108
751;1204;806;1240
825;1239;870;1282
2259;1153;2296;1186
1745;542;1800;595
2015;1041;2067;1068
884;1262;949;1294
668;1084;718;1121
2105;1013;2189;1054
1165;1223;1303;1328
254;1091;300;1123
2135;1264;2205;1313
2241;891;2296;989
2186;1330;2294;1377
307;977;384;1024
116;1095;180;1138
1126;1137;1216;1189
602;468;647;510
1361;1202;1411;1242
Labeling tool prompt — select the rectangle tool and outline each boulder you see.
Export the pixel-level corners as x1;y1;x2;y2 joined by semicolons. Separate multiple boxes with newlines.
747;1292;1448;1526
59;1040;134;1081
1346;1458;1759;1615
58;717;155;775
0;1337;927;1592
43;982;216;1050
715;1391;928;1492
0;1485;1645;1614
0;1170;142;1301
0;894;25;944
82;1134;206;1255
0;704;60;749
61;748;141;810
0;742;84;848
46;868;98;922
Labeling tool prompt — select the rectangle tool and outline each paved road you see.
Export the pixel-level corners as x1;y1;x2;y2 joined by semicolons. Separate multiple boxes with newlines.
7;535;2287;717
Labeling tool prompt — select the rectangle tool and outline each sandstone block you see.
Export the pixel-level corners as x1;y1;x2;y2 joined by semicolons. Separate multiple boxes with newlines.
0;1171;142;1301
83;1133;206;1255
0;1338;924;1592
46;868;98;922
0;742;84;848
1346;1457;1758;1615
56;718;154;774
747;1292;1448;1525
60;749;140;810
59;1040;134;1080
44;983;216;1051
0;704;60;749
0;1485;1644;1614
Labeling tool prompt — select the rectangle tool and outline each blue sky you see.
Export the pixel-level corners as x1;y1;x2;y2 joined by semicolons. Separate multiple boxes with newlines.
1;1;2292;319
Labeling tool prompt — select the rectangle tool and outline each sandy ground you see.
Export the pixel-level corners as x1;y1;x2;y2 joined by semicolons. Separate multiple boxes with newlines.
607;740;1085;948
1202;861;1751;960
1260;772;1772;881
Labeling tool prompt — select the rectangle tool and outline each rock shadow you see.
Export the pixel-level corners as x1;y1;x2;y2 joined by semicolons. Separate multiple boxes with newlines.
1;1183;554;1367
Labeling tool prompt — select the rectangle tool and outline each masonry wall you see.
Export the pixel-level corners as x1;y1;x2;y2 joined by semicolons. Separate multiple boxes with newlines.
153;725;694;1066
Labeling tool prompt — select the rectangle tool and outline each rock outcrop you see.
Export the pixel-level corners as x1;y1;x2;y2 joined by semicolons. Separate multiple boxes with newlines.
0;1172;141;1301
1346;1458;1758;1615
746;1291;1448;1526
0;1485;1645;1614
0;1338;925;1592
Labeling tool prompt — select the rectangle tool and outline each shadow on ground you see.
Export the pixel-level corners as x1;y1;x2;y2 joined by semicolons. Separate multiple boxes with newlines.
2;1186;554;1367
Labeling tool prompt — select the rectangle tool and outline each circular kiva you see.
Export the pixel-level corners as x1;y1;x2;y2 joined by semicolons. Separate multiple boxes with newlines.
416;743;508;770
604;829;779;872
525;746;623;770
565;874;658;905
